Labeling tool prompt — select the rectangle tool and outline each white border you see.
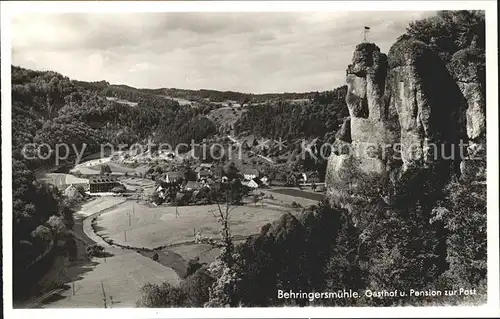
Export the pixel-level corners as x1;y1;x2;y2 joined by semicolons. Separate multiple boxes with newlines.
2;1;498;318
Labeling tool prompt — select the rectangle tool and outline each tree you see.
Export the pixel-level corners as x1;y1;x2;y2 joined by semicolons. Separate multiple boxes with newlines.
151;191;164;205
404;10;485;62
225;162;240;180
111;185;126;194
194;191;242;307
180;268;215;306
228;179;244;205
86;244;105;258
185;257;204;277
137;282;187;307
46;215;66;236
32;225;53;242
438;180;486;287
253;194;260;206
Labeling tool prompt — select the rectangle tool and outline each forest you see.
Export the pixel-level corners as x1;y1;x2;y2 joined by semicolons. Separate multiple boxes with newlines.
10;64;347;285
235;86;348;140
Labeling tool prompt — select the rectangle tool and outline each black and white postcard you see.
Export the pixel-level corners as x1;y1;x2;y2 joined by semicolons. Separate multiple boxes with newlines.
1;1;498;318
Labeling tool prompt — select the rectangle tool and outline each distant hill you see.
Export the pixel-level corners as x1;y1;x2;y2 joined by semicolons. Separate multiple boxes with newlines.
12;65;349;176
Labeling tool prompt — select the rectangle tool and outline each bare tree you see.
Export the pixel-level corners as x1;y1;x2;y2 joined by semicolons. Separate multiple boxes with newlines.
195;196;237;266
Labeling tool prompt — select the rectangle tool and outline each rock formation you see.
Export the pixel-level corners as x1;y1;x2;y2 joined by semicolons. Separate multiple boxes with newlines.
326;37;484;204
448;45;486;181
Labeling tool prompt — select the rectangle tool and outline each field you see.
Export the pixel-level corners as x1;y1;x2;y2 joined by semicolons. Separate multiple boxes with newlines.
40;188;323;308
95;201;298;250
38;173;89;188
71;160;148;176
119;177;156;196
75;197;128;219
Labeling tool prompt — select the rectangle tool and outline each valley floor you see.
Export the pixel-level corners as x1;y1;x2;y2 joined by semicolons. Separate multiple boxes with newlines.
33;187;323;308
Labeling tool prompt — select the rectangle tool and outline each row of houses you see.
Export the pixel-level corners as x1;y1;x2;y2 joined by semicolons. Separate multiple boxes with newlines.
160;164;269;193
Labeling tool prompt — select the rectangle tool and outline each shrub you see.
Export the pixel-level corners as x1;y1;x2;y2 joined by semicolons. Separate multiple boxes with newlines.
180;268;214;306
86;244;105;258
291;201;302;208
185;257;203;278
152;252;159;261
438;181;486;287
137;282;187;307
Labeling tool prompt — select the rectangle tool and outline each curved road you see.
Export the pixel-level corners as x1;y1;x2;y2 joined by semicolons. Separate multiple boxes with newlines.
40;198;181;308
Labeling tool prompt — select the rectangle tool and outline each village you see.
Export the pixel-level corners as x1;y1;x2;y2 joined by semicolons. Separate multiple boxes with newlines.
27;148;327;307
61;160;325;206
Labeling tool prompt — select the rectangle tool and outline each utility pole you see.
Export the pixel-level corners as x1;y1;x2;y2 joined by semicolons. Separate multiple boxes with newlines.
101;281;107;308
124;230;127;242
128;213;131;226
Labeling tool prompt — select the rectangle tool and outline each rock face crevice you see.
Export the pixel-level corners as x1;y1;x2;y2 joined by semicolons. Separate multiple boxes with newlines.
448;46;486;181
326;37;485;202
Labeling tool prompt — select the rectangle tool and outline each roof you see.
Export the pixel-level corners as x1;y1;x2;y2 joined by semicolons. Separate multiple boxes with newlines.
242;168;259;176
306;171;320;178
166;171;184;178
89;175;118;184
199;170;212;176
64;185;82;197
64;184;78;191
252;177;263;185
184;181;201;189
242;180;259;188
200;163;213;168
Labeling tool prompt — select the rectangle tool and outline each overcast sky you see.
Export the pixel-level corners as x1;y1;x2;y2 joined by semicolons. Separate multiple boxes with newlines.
12;11;434;93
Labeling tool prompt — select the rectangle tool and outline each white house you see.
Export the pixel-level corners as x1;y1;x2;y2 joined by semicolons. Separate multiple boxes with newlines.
242;168;259;181
64;185;82;199
165;171;184;183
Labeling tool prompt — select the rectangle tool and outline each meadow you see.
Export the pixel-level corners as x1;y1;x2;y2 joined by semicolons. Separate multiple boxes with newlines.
94;201;297;250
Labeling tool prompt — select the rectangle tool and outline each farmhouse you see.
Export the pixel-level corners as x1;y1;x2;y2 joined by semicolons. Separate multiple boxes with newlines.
242;168;259;181
306;171;321;184
200;163;213;170
63;184;82;199
183;181;202;191
89;175;120;193
197;170;212;181
165;171;184;183
242;179;260;189
286;172;300;186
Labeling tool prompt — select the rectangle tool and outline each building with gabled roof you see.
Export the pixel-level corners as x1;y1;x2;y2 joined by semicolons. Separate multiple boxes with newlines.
89;175;120;193
242;168;259;181
165;171;184;183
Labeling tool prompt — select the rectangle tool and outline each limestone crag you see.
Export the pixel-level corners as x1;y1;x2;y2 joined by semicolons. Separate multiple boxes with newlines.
448;47;486;181
326;38;480;201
